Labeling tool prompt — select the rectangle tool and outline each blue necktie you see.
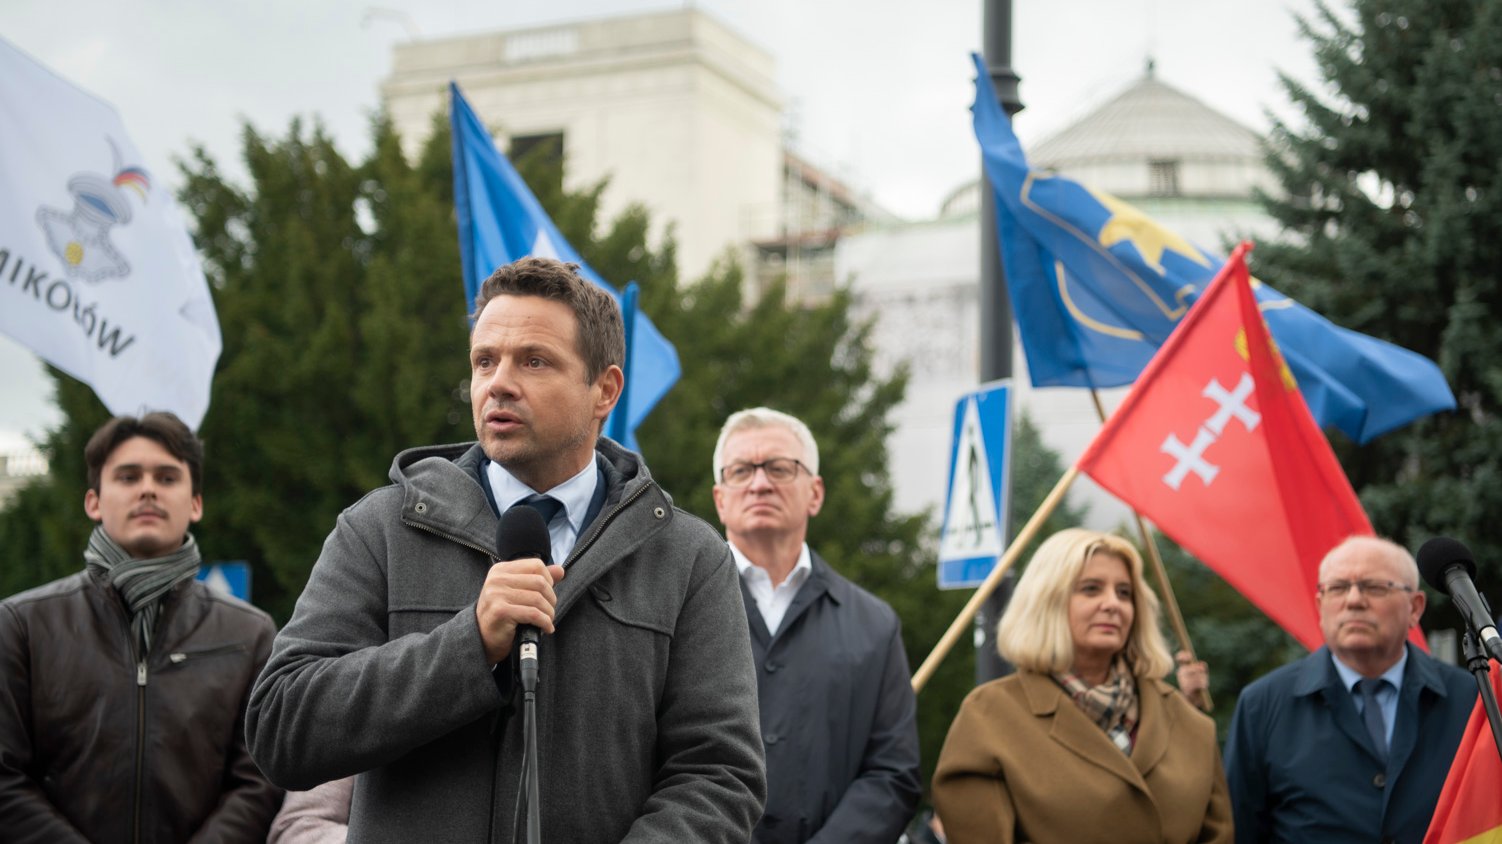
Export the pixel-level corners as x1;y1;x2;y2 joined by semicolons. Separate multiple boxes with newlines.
515;494;563;526
1357;678;1389;762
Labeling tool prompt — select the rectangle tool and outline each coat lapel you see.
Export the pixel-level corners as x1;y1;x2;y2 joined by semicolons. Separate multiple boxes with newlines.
1298;648;1387;766
1021;673;1150;796
738;576;772;648
1130;678;1173;778
769;554;834;644
1387;644;1443;789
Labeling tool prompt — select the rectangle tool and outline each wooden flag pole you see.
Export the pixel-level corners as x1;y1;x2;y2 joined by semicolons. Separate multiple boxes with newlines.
912;466;1081;694
1088;388;1212;711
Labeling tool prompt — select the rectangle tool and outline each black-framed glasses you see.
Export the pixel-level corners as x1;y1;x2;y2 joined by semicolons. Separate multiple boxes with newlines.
719;457;809;487
1317;579;1416;600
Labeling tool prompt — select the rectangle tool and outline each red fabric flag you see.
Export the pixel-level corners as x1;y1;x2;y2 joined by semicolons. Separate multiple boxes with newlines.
1424;669;1502;844
1076;244;1377;651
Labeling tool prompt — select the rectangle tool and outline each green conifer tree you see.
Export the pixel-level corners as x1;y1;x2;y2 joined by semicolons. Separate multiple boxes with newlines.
1253;0;1502;615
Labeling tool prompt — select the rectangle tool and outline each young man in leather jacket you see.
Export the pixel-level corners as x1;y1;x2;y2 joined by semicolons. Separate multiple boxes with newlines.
0;412;282;842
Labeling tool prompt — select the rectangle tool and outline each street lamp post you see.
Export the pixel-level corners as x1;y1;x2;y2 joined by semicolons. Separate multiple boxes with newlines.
975;0;1024;686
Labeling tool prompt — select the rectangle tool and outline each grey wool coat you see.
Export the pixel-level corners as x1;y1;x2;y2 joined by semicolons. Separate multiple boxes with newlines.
247;440;767;843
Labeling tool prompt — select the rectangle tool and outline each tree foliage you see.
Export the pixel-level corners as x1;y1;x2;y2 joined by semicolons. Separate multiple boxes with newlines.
186;117;473;620
0;104;985;793
0;377;110;596
1253;0;1502;622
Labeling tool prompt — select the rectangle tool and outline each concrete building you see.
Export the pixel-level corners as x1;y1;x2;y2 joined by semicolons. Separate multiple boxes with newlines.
0;447;47;510
383;9;788;282
839;68;1280;529
746;150;891;303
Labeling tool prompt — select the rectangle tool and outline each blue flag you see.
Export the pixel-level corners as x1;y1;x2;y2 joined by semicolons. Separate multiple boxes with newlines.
451;82;681;445
969;54;1454;443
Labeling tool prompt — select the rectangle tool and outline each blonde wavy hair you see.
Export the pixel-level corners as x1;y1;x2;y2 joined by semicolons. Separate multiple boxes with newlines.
997;528;1174;679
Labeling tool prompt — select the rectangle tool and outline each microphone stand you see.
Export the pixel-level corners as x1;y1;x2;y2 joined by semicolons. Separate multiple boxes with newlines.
1461;632;1502;765
519;631;542;844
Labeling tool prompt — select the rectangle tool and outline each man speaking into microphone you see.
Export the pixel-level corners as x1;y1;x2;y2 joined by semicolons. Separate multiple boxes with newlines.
247;257;766;842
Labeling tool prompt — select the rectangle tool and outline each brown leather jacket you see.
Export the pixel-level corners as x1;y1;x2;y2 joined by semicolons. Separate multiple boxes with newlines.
0;570;284;843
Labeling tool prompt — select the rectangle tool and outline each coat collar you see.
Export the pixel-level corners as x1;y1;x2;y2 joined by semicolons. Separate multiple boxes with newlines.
1291;644;1448;774
1016;670;1178;796
742;550;844;648
393;440;671;621
1291;644;1450;699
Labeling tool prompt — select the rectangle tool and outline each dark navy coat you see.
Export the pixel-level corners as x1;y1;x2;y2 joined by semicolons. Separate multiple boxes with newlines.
1224;644;1475;844
741;551;921;844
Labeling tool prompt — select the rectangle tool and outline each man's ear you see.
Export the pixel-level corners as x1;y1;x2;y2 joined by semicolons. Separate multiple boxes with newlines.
807;476;825;518
84;488;101;522
593;365;625;423
712;483;730;526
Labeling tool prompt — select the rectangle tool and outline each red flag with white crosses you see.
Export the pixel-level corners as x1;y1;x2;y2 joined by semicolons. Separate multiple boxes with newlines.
1075;243;1394;651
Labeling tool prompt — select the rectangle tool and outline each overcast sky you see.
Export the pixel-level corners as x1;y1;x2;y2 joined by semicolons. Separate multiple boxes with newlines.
0;0;1329;449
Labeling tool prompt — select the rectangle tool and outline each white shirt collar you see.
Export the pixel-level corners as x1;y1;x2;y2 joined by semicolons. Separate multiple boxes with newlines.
1331;646;1408;695
728;540;812;586
485;457;597;536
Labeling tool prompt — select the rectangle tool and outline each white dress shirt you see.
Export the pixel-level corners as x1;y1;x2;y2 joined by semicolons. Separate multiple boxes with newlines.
729;541;812;635
485;458;598;565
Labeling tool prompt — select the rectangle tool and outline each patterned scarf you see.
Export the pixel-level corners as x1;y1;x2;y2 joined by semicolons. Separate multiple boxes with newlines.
83;525;201;658
1054;656;1140;756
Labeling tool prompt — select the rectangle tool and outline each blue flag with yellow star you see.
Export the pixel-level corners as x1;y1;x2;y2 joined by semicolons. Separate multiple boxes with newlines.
969;53;1454;443
451;81;680;448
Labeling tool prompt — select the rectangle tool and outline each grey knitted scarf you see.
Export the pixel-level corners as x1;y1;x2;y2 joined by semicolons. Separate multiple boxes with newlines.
83;525;201;658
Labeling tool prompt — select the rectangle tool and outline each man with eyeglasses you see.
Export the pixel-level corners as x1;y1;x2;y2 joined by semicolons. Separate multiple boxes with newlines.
711;408;920;843
1223;535;1475;844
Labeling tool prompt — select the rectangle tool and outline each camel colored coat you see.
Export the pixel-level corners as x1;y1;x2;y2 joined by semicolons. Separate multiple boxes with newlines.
933;670;1232;844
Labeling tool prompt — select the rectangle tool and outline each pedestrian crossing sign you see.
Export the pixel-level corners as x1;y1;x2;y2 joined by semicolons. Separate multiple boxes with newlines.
938;381;1012;589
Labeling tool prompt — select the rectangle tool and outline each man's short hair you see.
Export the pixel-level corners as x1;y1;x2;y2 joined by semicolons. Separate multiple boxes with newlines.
85;412;205;495
997;528;1175;679
469;257;624;384
711;407;820;482
1318;535;1420;588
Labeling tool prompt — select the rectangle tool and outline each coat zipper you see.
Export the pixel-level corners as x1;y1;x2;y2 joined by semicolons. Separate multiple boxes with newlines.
104;582;147;844
134;651;147;844
563;481;653;568
121;585;178;844
406;520;493;558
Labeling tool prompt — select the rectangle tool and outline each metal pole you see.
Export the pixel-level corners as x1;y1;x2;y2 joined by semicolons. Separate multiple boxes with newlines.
974;0;1025;686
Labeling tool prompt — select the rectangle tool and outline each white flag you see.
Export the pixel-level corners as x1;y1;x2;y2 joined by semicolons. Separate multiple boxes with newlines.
0;38;220;429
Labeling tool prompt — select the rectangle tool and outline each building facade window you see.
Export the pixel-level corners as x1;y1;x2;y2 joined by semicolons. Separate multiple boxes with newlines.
509;132;566;193
1149;159;1180;196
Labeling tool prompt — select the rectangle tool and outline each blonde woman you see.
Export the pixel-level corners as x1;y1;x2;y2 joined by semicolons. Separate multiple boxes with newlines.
932;529;1231;843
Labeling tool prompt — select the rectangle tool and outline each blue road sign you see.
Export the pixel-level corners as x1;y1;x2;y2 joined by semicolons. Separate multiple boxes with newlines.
197;561;251;601
938;381;1012;589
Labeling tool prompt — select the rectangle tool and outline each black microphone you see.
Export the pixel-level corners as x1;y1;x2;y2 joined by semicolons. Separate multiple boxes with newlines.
495;506;553;690
1417;537;1502;662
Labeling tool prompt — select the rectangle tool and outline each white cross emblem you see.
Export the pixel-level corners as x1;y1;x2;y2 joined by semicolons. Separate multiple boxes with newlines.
1161;428;1220;491
1202;373;1260;435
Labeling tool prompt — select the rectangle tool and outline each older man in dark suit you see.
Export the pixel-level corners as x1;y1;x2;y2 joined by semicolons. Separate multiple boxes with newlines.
1224;535;1475;844
712;407;921;844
